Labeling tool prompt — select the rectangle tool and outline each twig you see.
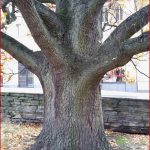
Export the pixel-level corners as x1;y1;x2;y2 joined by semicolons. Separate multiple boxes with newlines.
130;59;149;78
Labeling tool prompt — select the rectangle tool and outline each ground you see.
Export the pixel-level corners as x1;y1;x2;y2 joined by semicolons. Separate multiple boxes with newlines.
2;123;148;150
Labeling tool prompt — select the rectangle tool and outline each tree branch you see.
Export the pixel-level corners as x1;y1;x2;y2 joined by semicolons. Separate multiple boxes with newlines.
87;0;107;18
130;59;149;78
35;1;64;38
2;32;40;73
88;31;149;81
121;32;148;56
14;0;65;67
103;5;148;49
75;0;107;55
109;32;149;72
89;5;149;76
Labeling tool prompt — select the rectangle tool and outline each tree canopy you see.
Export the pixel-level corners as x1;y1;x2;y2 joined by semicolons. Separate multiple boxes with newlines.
2;0;148;77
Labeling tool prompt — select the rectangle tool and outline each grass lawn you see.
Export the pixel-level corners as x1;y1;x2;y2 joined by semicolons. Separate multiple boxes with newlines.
2;122;148;150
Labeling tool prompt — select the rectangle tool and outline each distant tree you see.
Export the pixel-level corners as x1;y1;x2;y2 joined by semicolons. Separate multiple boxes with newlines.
2;0;148;149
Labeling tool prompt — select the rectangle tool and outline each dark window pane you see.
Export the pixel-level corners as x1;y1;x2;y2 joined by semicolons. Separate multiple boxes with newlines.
18;63;34;87
120;7;123;20
115;7;119;21
28;71;34;87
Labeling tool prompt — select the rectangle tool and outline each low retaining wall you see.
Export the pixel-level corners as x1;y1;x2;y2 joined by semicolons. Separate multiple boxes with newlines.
102;97;148;134
2;92;148;134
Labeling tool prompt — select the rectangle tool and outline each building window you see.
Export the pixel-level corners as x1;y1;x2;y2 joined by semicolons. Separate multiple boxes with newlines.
18;63;34;87
115;7;123;21
102;6;123;22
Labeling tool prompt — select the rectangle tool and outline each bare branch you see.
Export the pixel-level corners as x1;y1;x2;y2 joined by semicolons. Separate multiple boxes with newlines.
2;68;26;83
102;9;118;32
88;31;149;81
14;0;65;67
87;0;108;18
90;5;149;75
78;0;107;53
102;23;117;31
35;1;64;38
130;59;149;78
108;32;149;73
2;32;40;73
121;32;148;56
103;5;148;49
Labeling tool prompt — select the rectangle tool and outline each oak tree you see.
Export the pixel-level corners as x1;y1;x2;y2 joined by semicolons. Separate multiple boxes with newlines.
2;0;149;149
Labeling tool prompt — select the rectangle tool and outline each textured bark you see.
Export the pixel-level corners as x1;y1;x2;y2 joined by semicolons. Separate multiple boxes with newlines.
35;1;64;38
15;0;65;67
30;69;112;150
2;1;149;150
121;32;149;56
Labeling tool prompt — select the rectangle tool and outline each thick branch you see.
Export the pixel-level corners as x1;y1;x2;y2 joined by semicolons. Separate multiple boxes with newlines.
87;0;107;17
35;1;64;38
15;0;64;67
121;32;149;56
103;5;148;49
79;0;107;31
79;0;107;40
76;0;107;55
87;31;149;82
2;32;40;73
88;5;149;77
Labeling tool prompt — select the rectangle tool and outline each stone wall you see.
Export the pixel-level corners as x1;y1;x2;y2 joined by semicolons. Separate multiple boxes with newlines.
102;97;148;134
2;93;44;123
2;92;148;134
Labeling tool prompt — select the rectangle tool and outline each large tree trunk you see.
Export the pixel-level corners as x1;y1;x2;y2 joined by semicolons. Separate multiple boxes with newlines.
2;1;148;150
1;0;148;150
30;71;112;150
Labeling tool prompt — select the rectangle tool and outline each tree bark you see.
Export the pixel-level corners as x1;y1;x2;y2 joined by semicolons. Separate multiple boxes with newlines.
30;70;112;150
2;1;149;150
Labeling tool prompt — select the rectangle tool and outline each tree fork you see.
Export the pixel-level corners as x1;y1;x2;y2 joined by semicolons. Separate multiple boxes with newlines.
1;0;149;150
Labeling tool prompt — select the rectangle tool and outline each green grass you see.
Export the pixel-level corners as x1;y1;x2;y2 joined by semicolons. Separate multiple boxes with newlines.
116;136;128;146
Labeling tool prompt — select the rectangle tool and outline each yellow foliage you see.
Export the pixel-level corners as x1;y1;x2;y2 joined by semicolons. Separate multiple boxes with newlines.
1;51;14;82
1;11;8;22
123;71;136;84
124;76;136;84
